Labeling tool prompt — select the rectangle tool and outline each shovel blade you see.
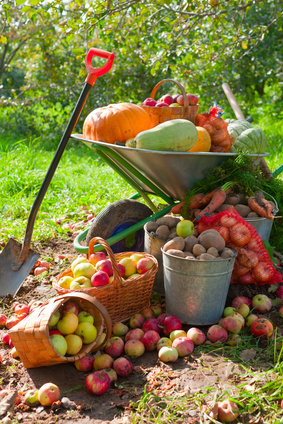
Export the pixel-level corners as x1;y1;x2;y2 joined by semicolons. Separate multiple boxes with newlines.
0;238;40;297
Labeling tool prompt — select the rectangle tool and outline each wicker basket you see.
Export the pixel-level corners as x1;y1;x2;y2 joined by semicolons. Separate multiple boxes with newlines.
8;292;112;369
139;79;199;127
53;237;158;324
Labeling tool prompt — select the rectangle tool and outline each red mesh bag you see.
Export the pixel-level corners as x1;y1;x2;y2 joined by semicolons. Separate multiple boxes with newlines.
197;206;282;286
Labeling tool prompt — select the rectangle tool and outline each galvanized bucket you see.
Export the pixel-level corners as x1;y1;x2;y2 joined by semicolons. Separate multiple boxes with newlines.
144;228;166;295
161;248;237;326
245;216;273;241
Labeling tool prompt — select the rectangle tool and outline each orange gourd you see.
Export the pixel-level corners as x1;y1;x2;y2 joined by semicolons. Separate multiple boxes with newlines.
83;103;152;144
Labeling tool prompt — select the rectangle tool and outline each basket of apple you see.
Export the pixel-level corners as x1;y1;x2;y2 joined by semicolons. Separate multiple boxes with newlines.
139;78;199;127
8;292;112;369
52;237;159;324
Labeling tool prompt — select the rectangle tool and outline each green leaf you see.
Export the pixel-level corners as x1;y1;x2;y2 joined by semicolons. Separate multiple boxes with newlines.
15;0;26;4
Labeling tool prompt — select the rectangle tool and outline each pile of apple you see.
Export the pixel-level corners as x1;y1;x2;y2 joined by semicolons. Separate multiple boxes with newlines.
141;92;199;108
56;251;155;291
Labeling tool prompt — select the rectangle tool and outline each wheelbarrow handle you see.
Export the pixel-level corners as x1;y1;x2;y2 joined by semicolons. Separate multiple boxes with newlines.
85;48;115;86
17;48;115;267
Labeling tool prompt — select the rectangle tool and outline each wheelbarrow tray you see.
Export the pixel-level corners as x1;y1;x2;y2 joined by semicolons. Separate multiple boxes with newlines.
71;134;269;201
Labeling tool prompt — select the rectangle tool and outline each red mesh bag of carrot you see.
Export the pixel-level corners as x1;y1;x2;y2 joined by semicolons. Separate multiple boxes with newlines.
197;206;282;286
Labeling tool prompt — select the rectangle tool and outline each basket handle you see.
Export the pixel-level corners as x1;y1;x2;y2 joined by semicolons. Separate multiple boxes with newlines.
150;78;189;107
88;237;124;289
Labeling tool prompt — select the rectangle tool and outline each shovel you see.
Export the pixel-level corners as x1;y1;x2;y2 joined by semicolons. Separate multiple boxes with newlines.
0;48;115;297
222;82;273;179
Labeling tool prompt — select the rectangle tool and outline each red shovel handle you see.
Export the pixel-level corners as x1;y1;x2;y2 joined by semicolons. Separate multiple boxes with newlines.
85;48;115;86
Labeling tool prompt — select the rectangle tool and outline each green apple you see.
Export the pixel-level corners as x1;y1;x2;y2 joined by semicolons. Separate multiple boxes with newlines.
71;256;89;273
75;321;97;344
57;312;79;335
70;276;92;290
169;103;181;107
57;275;74;289
176;219;194;238
50;334;68;356
223;307;236;317
78;310;94;324
49;310;61;328
73;262;96;279
65;334;83;355
24;389;40;407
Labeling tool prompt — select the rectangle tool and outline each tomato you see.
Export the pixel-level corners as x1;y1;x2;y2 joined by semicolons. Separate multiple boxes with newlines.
252;262;274;283
250;318;273;338
230;223;252;246
237;248;259;268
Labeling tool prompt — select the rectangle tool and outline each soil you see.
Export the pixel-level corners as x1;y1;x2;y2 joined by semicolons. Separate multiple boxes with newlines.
0;237;283;424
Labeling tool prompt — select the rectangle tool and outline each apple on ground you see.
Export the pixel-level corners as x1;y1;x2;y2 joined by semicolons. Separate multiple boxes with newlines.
5;315;22;329
279;306;283;317
112;357;133;377
231;296;251;309
186;327;206;345
85;370;110;395
104;336;124;358
57;312;79;335
276;285;283;300
217;399;239;422
112;322;129;337
169;330;187;342
129;313;145;329
93;353;114;370
219;312;245;334
235;303;250;318
74;354;95;372
162;315;182;336
172;337;194;357
75;322;97;344
14;303;29;316
250;318;273;338
104;368;117;384
0;314;8;327
158;346;178;363
38;382;61;406
29;300;44;313
1;333;11;344
226;334;242;346
34;266;48;276
10;347;19;358
124;339;145;357
176;220;194;238
125;328;144;341
157;337;172;350
70;276;92;290
78;311;94;324
141;307;155;320
24;389;40;407
245;314;259;327
142;330;160;351
207;325;228;343
142;318;162;334
50;334;68;356
251;294;272;314
65;334;83;355
151;304;162;317
223;307;236;317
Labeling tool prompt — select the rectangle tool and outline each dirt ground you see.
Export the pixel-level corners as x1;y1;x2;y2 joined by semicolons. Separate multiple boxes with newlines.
0;237;283;424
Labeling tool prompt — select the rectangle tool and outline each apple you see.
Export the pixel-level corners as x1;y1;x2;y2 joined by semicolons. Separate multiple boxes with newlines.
151;304;163;317
10;346;19;358
57;312;79;335
219;312;245;334
235;303;250;318
14;303;29;316
93;353;114;370
158;346;178;363
104;336;124;358
96;259;113;277
124;339;145;357
113;357;133;377
176;220;194;238
226;334;242;346
169;330;187;342
279;306;283;317
117;263;126;278
73;262;96;279
142;330;160;351
172;337;194;357
65;334;83;355
112;322;129;337
137;257;155;274
176;95;184;106
162;315;182;337
63;302;79;315
157;313;168;325
91;271;110;287
49;329;63;336
78;311;94;324
38;382;61;406
169;103;180;107
88;251;106;267
71;256;89;273
9;338;14;348
85;370;110;395
156;102;169;107
141;307;155;320
1;332;10;344
276;285;283;300
34;266;48;276
207;325;228;343
142;318;162;334
125;328;144;341
70;276;92;290
75;322;97;344
231;296;251;309
251;294;272;314
118;257;136;277
74;354;95;372
129;313;145;329
223;307;236;317
161;94;174;105
217;399;239;422
250;318;273;338
142;98;157;107
50;334;68;356
245;314;259;327
129;253;145;265
5;315;21;329
186;327;206;345
24;389;40;407
104;368;117;383
186;93;199;105
157;337;172;350
49;310;61;327
0;314;8;327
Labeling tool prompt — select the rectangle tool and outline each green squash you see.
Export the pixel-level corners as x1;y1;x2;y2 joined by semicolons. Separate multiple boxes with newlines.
227;119;253;145
135;119;198;152
230;127;268;154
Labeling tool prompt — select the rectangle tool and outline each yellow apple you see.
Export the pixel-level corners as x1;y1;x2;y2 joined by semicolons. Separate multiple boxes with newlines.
70;276;92;290
73;262;96;279
57;312;79;335
129;253;145;265
118;257;136;278
71;256;89;273
57;275;74;289
65;334;83;355
75;322;97;344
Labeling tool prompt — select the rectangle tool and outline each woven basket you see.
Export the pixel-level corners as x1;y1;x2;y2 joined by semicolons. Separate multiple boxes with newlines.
139;78;199;127
53;237;158;324
8;292;112;369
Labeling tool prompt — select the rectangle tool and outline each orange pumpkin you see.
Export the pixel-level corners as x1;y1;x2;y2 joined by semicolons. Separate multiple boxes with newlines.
83;103;152;144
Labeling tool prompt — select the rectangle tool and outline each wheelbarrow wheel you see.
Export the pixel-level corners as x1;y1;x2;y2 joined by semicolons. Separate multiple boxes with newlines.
86;199;153;254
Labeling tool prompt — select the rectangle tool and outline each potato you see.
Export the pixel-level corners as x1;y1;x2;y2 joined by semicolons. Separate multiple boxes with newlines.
155;225;170;240
247;211;259;217
166;249;186;258
156;215;180;229
163;237;185;252
145;221;159;233
184;235;198;252
226;193;241;205
220;248;235;259
183;251;195;258
199;253;217;261
168;231;177;240
206;247;219;257
198;229;225;251
217;203;231;212
192;244;206;257
235;204;252;217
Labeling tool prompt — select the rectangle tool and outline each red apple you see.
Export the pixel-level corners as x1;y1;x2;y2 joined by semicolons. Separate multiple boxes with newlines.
155;102;169;107
141;330;160;351
186;93;199;105
96;259;113;277
142;318;161;334
62;302;79;315
142;98;157;107
38;383;60;406
85;370;110;395
0;314;8;327
157;313;168;325
49;329;63;336
125;328;144;341
113;357;133;377
251;294;272;313
34;266;48;276
124;339;145;357
6;315;21;329
88;251;107;267
129;313;145;329
176;95;184;106
141;307;155;320
74;354;95;372
117;263;126;278
162;315;182;336
217;399;239;422
14;303;29;316
1;332;10;344
276;285;283;300
137;257;154;274
207;325;228;343
186;327;206;345
250;318;273;338
231;296;251;309
91;270;110;287
219;312;245;334
104;337;124;358
161;94;174;105
172;337;194;357
93;353;114;370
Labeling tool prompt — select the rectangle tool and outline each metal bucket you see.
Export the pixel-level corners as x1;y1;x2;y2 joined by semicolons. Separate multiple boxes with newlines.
244;217;273;241
144;228;166;295
161;248;237;326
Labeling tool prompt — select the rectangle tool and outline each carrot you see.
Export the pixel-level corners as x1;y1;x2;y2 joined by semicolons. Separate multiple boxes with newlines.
247;196;274;220
196;182;233;221
171;193;204;214
199;188;219;206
